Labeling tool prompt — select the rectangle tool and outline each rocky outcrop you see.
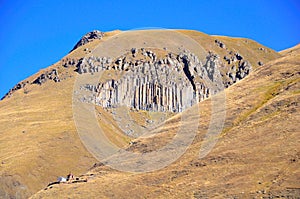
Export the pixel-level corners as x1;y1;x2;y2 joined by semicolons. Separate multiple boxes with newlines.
2;38;253;106
71;30;104;51
76;56;112;74
1;81;29;100
1;46;252;106
82;61;196;112
215;39;226;49
221;49;252;88
62;57;78;68
1;68;61;99
33;69;60;85
78;48;231;112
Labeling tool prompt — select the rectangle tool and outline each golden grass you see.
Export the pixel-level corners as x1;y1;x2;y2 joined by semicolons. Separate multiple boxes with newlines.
178;29;281;70
1;29;298;198
30;43;300;198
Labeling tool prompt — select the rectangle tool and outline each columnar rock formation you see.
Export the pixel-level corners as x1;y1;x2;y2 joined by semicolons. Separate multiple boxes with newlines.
1;46;252;108
79;48;233;112
2;41;252;108
87;63;196;112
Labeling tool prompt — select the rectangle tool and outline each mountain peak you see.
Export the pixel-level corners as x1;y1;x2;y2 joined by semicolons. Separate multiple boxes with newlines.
71;30;104;51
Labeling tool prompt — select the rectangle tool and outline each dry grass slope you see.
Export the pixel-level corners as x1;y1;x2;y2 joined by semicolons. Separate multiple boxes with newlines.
31;43;300;198
0;29;294;198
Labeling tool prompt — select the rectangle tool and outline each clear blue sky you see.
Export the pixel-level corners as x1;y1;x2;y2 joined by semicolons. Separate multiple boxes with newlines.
0;0;299;98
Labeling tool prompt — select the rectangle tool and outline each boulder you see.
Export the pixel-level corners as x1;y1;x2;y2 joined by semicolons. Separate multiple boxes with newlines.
215;39;226;48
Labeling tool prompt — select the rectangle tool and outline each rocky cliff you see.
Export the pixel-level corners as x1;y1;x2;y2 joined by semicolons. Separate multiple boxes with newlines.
76;47;251;113
2;45;252;113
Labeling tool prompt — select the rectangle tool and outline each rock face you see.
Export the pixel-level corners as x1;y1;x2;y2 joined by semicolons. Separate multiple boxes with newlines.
1;81;29;100
32;69;60;85
62;57;78;68
76;56;112;74
71;30;104;51
2;35;255;106
1;46;252;108
84;58;197;112
2;68;62;99
222;50;252;88
77;48;250;113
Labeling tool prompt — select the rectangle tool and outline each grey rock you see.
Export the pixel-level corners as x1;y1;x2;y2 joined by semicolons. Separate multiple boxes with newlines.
215;39;226;48
33;68;60;85
131;48;137;57
76;48;253;113
71;30;104;51
1;81;29;100
224;55;231;64
235;52;243;60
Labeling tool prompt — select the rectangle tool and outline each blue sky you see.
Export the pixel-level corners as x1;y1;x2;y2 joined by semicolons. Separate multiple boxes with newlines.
0;0;299;98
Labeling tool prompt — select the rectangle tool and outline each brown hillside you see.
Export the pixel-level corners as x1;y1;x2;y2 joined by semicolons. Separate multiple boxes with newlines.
280;43;300;56
0;30;286;198
32;41;300;199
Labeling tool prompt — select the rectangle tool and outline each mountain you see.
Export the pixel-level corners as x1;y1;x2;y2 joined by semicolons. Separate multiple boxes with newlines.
0;29;298;199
